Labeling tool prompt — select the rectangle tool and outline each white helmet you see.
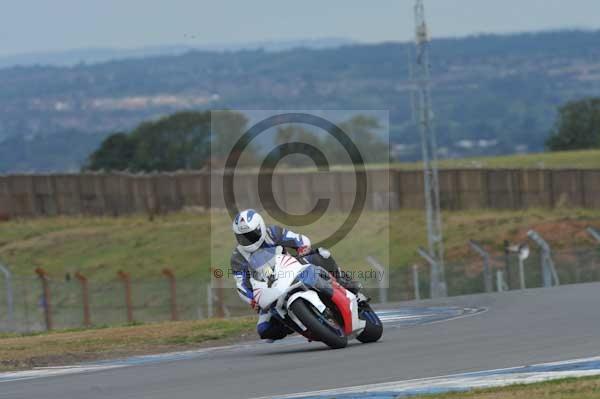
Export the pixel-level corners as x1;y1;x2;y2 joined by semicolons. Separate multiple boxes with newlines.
232;209;266;253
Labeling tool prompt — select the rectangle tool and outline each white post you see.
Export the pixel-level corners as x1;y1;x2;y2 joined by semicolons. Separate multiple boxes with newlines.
518;257;526;290
496;270;507;292
0;262;14;331
366;256;387;304
207;282;213;318
528;230;560;287
506;243;529;290
468;240;493;293
418;247;443;298
548;256;560;287
412;264;421;300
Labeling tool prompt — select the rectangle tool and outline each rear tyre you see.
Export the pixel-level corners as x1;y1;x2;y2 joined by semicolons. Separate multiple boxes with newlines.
357;304;383;343
289;299;348;349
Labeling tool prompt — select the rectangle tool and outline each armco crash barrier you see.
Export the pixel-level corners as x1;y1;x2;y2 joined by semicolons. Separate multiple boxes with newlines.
0;169;600;218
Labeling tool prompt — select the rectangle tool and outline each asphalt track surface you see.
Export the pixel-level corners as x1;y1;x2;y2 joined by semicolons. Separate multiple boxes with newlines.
1;282;599;399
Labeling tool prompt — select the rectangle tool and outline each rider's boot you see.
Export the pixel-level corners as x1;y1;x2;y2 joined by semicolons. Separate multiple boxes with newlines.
257;310;293;341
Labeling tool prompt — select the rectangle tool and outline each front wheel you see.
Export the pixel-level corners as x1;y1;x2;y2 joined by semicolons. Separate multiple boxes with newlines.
357;304;383;343
289;299;348;349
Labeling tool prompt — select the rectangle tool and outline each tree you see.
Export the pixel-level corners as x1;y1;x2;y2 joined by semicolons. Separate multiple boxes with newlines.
209;110;256;167
129;111;211;171
546;98;600;151
274;125;326;168
272;115;389;167
85;110;254;172
86;132;135;171
326;115;389;164
86;111;212;172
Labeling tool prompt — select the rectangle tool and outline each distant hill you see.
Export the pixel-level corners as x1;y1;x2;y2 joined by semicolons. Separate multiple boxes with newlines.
1;30;600;172
0;38;354;68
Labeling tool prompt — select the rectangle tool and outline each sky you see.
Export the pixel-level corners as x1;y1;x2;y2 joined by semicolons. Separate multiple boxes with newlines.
1;0;600;56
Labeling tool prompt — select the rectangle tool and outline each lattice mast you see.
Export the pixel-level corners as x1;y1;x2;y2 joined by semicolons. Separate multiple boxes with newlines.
414;0;447;297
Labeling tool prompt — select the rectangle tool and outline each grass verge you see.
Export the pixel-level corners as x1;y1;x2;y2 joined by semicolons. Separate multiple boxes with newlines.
415;376;600;398
397;149;600;170
1;209;599;281
0;316;255;372
289;149;600;171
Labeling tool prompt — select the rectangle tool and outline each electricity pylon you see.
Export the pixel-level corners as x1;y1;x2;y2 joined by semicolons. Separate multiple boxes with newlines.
413;0;447;297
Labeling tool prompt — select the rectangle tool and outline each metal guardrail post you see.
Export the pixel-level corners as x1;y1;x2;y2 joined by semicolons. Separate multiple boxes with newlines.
412;265;421;300
587;227;600;243
210;268;225;318
496;270;508;292
35;268;53;331
418;247;446;298
527;230;560;288
506;243;530;290
75;272;91;327
516;244;530;290
518;253;526;290
468;240;493;293
502;240;512;290
365;256;388;304
0;262;14;331
207;282;214;318
117;271;134;323
162;268;179;321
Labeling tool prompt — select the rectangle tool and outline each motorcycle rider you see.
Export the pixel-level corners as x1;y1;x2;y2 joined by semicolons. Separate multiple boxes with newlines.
230;208;363;341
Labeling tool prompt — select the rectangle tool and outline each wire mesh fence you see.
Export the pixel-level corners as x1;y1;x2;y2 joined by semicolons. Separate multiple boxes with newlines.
358;246;600;304
1;246;599;333
0;273;253;333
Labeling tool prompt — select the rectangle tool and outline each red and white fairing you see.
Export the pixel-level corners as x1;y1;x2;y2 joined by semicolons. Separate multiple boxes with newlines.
250;248;366;339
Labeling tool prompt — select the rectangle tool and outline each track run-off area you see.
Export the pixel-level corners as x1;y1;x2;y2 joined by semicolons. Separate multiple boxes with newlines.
1;283;599;399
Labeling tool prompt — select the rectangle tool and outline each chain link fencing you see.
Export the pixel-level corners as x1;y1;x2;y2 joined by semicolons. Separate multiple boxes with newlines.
1;245;599;333
0;273;253;333
357;245;600;303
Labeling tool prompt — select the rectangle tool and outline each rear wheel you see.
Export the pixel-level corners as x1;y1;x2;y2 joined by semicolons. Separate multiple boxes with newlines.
357;303;383;343
289;299;348;349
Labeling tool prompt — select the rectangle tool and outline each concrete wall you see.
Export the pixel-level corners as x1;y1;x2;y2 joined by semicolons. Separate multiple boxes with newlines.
0;169;598;218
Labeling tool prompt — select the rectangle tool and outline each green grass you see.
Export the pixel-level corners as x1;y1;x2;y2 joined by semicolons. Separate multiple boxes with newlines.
277;149;600;172
415;376;600;398
1;208;600;282
0;207;599;368
0;316;255;371
0;213;207;280
2;207;598;331
398;149;600;170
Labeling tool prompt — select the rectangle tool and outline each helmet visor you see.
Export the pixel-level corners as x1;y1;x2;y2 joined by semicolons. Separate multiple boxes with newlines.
235;225;263;246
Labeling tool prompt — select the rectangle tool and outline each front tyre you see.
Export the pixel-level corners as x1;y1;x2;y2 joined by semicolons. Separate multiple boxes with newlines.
357;304;383;343
289;299;348;349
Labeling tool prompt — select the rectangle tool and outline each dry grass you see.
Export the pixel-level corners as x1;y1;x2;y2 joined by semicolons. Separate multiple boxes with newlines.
417;376;600;398
0;316;255;371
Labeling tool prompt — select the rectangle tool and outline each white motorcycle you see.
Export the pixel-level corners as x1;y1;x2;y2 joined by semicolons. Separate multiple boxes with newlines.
249;246;383;349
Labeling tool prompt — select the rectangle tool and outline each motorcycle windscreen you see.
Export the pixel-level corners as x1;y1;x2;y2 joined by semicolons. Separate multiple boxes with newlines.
249;247;278;282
